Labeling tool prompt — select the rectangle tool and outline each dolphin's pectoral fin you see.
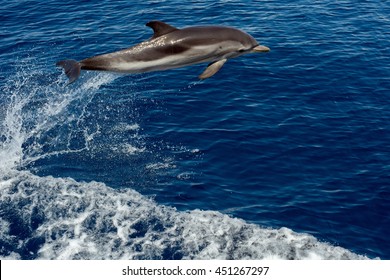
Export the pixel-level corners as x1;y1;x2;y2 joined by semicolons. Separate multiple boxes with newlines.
198;59;227;80
146;21;179;39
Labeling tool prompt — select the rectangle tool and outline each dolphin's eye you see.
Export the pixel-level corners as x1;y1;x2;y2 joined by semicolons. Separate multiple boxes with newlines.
238;49;246;53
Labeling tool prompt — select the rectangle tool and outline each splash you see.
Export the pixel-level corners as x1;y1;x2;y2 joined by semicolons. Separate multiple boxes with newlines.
0;63;117;174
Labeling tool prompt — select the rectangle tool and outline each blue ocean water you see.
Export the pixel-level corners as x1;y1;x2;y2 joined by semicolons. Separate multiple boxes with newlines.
1;0;389;259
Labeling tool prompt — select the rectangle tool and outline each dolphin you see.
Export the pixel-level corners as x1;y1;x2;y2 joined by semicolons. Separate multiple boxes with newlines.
56;21;269;83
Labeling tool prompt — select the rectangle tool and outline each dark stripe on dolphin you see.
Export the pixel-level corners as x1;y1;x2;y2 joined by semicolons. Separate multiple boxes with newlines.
80;56;112;71
155;44;190;56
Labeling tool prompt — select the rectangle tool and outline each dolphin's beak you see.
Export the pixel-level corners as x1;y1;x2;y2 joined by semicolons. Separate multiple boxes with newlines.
252;45;270;53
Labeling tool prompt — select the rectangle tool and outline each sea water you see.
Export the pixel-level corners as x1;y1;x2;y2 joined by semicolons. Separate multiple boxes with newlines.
1;0;389;259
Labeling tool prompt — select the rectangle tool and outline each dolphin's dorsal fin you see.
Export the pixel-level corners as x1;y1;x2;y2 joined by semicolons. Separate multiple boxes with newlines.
146;21;179;39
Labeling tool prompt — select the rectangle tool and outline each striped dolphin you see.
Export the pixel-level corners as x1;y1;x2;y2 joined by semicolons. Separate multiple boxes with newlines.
56;21;269;83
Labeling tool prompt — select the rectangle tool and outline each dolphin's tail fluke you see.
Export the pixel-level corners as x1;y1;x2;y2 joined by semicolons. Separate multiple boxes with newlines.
56;59;81;84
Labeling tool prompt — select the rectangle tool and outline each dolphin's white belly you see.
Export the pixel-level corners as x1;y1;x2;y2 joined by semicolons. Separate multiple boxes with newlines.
109;44;227;73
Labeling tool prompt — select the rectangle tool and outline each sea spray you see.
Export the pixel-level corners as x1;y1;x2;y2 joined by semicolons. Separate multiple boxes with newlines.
0;63;117;173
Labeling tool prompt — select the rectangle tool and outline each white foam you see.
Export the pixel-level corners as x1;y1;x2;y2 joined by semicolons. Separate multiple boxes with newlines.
112;123;140;132
120;143;145;155
0;171;370;260
146;161;176;171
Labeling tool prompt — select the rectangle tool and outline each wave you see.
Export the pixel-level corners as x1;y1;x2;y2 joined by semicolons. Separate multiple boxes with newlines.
0;62;369;260
0;171;368;260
